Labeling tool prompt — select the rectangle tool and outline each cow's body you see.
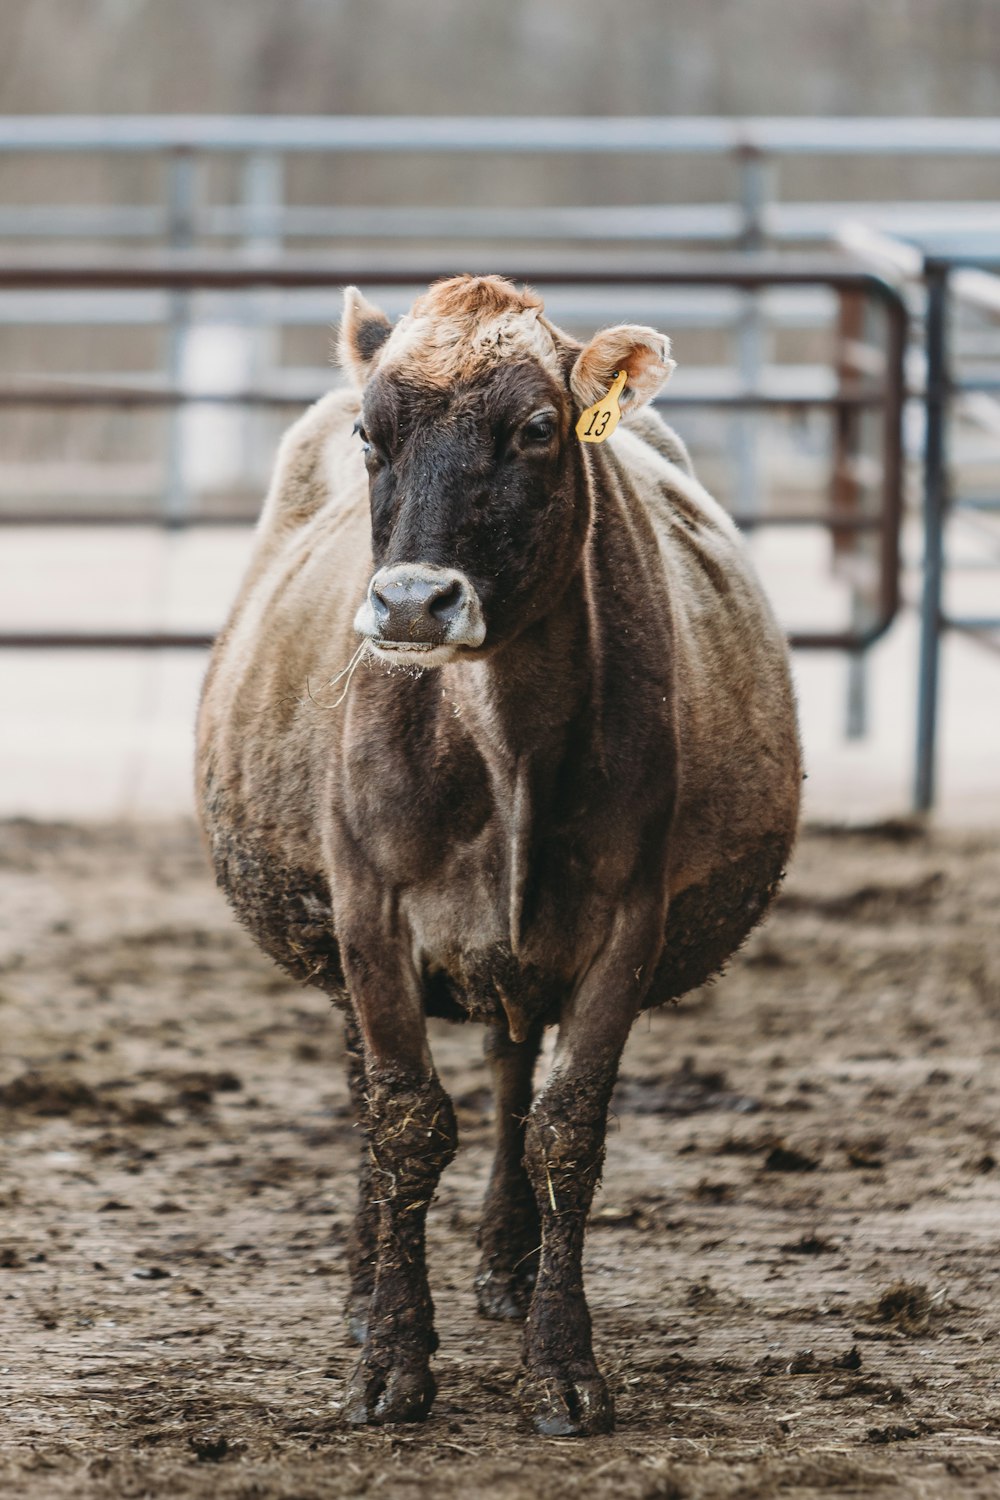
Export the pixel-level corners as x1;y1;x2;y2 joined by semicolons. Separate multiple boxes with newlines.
196;277;800;1436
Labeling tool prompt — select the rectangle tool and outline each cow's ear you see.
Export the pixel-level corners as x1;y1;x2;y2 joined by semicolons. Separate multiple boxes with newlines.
569;324;675;414
337;286;393;387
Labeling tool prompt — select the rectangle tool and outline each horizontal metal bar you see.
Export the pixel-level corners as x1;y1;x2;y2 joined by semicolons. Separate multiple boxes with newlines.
0;630;216;649
2;201;998;248
0;286;841;329
0;253;907;307
944;616;1000;631
0;625;875;651
0;206;166;237
0;383;890;412
925;253;1000;273
0;115;997;155
0;509;886;531
949;380;1000;395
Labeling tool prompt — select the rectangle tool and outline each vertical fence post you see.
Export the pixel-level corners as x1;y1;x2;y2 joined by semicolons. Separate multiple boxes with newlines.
733;147;775;518
164;148;196;523
914;261;950;812
241;150;284;488
833;290;870;739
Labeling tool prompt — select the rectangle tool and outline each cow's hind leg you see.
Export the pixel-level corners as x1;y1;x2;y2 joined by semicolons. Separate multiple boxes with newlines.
343;1009;377;1344
475;1020;543;1320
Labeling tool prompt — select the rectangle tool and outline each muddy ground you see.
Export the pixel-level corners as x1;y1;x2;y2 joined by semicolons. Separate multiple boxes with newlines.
0;819;998;1499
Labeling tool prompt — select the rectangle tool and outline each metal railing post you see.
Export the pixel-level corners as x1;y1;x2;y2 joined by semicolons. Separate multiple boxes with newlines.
164;148;196;522
914;262;950;811
733;147;775;516
241;150;285;487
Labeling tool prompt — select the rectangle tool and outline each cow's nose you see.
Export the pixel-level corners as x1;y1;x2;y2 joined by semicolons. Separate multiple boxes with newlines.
367;564;482;646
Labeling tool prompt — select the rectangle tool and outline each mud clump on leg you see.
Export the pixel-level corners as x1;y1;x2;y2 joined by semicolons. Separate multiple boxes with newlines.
519;1066;617;1436
343;1070;457;1427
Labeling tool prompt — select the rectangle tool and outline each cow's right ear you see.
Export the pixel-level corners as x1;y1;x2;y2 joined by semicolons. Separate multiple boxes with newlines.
337;286;393;388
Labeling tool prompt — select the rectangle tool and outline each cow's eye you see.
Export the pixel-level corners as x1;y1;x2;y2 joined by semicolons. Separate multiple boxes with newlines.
352;419;371;452
520;412;557;445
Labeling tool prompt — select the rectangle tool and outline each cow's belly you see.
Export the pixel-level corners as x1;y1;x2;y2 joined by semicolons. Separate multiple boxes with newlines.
199;772;347;997
202;772;791;1024
648;831;792;1006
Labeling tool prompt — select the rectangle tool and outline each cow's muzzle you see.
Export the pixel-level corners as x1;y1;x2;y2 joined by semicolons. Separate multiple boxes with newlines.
354;563;486;660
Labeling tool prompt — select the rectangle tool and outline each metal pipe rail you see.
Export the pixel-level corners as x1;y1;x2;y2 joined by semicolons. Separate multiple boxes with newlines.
914;251;1000;811
0;254;907;656
1;115;998;153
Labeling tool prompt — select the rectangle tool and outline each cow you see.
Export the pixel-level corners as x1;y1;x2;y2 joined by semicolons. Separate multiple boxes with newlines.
195;274;801;1437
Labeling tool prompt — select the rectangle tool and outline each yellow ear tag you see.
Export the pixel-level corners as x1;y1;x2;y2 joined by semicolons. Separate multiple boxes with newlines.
576;369;628;444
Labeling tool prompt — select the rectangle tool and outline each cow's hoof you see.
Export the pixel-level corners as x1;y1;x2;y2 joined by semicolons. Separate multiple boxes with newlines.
345;1292;371;1346
518;1367;614;1437
342;1355;436;1426
474;1266;534;1321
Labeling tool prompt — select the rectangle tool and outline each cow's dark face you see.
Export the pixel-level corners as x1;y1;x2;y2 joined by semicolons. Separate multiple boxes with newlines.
340;277;675;668
351;360;585;666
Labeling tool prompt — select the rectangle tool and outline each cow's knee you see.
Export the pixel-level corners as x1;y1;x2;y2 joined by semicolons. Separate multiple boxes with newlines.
367;1069;458;1205
523;1069;609;1218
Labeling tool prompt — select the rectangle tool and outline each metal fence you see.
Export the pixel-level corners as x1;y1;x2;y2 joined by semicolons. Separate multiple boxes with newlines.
0;255;908;655
1;117;999;808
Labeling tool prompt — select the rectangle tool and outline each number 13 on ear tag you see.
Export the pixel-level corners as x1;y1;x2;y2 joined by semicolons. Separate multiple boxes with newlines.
576;369;628;444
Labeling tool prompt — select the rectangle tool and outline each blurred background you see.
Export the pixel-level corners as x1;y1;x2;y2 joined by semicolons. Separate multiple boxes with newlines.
1;0;998;822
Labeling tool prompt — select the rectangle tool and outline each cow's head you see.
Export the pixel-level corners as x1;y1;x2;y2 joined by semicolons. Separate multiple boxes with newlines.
339;276;675;666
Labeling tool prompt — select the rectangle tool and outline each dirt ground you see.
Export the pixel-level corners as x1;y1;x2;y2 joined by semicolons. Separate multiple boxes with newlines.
1;819;998;1500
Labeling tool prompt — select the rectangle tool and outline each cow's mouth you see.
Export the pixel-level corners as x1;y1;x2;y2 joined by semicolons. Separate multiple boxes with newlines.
373;640;438;653
366;639;467;670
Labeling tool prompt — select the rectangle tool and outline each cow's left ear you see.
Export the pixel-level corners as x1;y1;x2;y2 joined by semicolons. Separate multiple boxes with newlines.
569;324;675;414
337;286;393;388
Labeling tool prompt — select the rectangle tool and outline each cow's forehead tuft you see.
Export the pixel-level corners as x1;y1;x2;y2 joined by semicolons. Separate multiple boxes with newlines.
378;275;563;388
412;274;543;323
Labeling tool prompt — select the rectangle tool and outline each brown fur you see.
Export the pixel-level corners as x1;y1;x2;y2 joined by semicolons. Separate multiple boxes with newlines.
196;277;801;1437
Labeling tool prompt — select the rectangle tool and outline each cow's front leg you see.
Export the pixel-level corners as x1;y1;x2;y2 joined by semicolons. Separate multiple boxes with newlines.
475;1019;543;1320
340;957;457;1426
342;1009;377;1345
518;918;655;1436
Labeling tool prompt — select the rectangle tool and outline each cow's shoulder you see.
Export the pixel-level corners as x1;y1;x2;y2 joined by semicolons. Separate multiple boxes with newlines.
624;405;695;477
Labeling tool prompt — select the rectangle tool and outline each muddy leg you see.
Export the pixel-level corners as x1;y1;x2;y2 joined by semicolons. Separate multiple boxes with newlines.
475;1020;543;1321
343;1009;377;1345
518;931;650;1437
340;959;457;1426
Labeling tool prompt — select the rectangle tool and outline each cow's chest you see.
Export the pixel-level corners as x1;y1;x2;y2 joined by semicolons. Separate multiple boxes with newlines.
397;801;594;1028
337;711;608;1027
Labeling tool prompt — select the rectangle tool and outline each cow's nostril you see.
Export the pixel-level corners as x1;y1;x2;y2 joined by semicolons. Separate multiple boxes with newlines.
429;580;462;621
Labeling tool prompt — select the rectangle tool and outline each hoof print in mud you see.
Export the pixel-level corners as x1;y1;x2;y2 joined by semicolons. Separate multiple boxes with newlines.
518;1368;615;1437
342;1357;436;1426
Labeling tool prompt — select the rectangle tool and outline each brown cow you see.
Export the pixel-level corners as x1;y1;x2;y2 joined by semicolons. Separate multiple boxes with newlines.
196;275;801;1436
